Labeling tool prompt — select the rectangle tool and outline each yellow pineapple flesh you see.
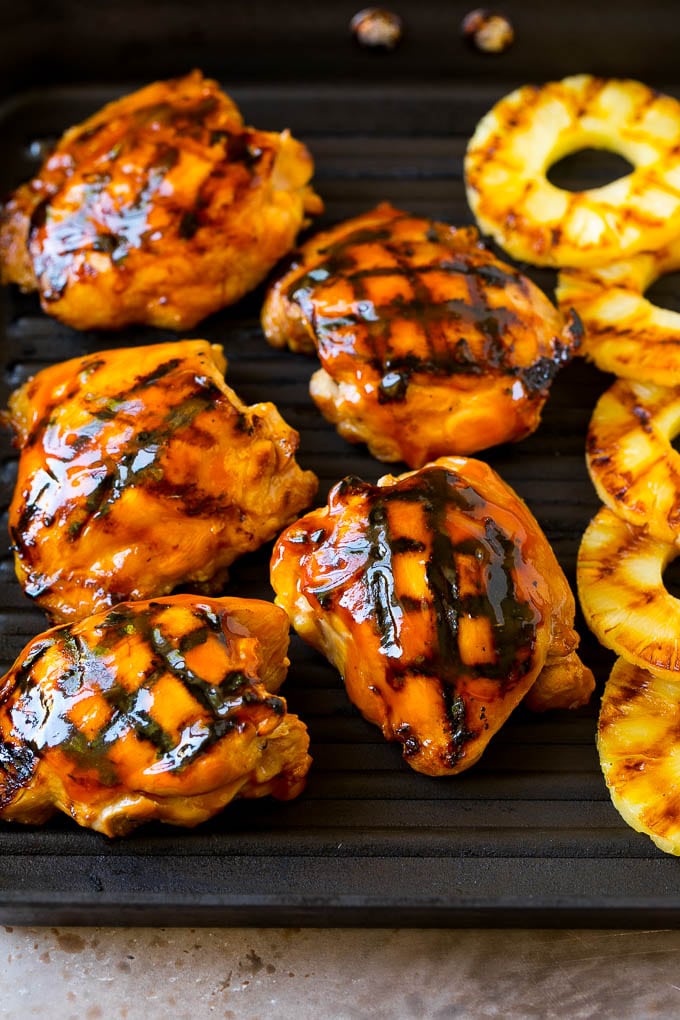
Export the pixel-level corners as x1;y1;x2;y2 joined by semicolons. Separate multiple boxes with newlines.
599;657;680;856
586;378;680;544
557;232;680;383
465;75;680;268
577;506;680;677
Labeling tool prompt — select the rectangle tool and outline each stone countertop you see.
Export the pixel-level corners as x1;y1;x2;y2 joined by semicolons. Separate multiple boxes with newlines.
3;926;680;1018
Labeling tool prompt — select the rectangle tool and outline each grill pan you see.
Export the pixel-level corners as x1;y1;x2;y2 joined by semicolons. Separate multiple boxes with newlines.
1;2;680;926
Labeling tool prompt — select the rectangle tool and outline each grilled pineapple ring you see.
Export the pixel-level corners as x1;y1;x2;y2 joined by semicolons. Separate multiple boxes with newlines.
587;378;680;544
557;234;680;383
599;657;680;856
578;506;680;677
465;75;680;267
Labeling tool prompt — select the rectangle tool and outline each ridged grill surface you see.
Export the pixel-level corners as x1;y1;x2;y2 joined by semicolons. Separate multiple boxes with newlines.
0;83;675;927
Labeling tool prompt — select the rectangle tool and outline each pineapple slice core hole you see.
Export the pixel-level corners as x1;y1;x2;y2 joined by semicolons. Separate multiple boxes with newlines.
645;269;680;315
663;552;680;601
547;148;635;193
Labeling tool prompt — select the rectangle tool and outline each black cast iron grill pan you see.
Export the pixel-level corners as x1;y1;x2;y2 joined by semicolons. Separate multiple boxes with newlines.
0;2;679;923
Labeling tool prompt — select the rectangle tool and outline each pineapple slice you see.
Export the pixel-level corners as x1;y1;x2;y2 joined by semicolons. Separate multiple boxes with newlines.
586;378;680;544
599;656;680;856
465;75;680;267
577;506;680;677
557;233;680;383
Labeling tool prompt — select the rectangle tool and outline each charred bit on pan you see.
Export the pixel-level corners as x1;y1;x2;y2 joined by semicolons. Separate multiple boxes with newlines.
350;7;403;49
461;9;514;54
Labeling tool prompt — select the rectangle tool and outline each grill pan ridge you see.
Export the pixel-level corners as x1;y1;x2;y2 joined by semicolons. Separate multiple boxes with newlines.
1;45;680;925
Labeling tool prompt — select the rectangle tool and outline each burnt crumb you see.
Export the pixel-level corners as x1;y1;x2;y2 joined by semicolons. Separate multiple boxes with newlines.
461;9;514;54
564;308;584;345
395;723;420;757
233;411;255;435
350;7;403;49
336;475;370;498
632;404;654;432
378;370;408;403
520;355;565;393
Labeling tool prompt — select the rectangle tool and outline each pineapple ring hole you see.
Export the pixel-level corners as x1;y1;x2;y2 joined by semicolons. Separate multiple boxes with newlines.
663;554;680;599
547;148;635;192
645;268;680;315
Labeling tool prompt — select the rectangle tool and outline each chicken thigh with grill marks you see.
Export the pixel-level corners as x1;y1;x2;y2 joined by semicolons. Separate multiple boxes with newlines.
5;339;318;624
0;71;322;330
262;204;581;467
0;595;311;836
271;456;594;776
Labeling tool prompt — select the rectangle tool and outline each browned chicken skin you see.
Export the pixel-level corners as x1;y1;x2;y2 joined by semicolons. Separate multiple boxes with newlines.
271;456;594;776
5;339;318;624
262;204;581;467
0;70;322;330
0;595;311;836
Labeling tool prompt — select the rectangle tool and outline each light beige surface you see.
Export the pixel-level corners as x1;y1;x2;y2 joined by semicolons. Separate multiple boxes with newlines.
2;926;680;1018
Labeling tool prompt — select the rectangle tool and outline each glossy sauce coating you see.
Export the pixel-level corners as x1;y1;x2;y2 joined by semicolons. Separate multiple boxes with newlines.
0;595;311;836
271;456;594;775
0;71;322;330
262;204;580;466
6;339;318;623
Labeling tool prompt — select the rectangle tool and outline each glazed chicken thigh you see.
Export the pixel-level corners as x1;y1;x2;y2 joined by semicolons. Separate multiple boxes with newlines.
271;457;594;775
0;595;311;836
262;204;581;466
5;339;317;623
0;71;322;330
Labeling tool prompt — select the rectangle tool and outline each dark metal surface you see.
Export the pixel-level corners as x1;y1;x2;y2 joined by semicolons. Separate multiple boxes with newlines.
0;74;677;927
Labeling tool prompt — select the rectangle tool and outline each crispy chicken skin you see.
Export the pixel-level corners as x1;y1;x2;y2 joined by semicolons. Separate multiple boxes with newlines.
0;70;322;330
5;339;318;624
0;595;311;836
271;456;594;776
262;204;581;467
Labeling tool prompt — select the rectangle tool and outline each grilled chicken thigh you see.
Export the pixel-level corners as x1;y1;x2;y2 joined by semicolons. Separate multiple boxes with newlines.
0;595;311;836
262;204;581;466
271;456;594;776
5;339;317;624
0;71;322;330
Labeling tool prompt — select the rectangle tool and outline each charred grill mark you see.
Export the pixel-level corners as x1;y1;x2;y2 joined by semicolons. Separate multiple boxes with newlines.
179;211;200;239
363;501;403;657
11;639;53;695
125;359;183;393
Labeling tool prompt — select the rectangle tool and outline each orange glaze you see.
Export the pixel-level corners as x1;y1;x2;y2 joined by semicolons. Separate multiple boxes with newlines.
271;456;594;775
5;339;318;623
0;595;311;836
262;204;581;466
0;71;322;330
